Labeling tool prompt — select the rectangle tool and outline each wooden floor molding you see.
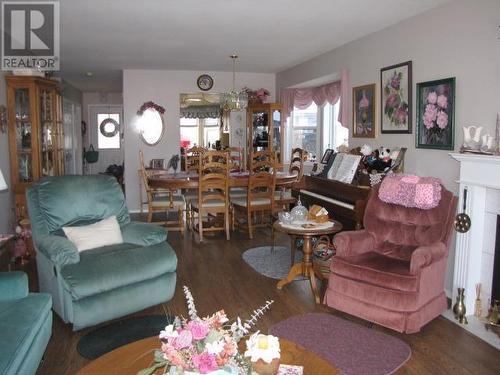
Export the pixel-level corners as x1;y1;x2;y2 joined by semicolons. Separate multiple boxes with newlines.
25;225;499;375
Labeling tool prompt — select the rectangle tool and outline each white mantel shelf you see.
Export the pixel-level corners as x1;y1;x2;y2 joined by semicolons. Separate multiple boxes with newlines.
450;152;500;165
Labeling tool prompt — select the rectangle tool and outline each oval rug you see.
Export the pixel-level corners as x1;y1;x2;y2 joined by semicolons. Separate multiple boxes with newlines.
242;246;305;280
269;313;411;375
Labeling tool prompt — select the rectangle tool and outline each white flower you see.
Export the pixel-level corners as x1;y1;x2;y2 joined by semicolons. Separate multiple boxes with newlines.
244;333;280;364
159;324;178;340
205;340;225;355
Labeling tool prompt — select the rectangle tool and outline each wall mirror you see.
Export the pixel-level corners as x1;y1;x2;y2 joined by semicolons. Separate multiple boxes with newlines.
137;102;165;146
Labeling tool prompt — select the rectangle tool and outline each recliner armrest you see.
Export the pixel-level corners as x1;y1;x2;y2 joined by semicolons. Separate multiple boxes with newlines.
121;221;167;246
410;242;447;275
0;271;29;301
37;235;80;266
333;230;377;257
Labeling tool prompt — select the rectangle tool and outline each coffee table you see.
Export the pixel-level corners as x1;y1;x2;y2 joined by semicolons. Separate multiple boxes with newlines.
274;220;342;304
76;336;339;374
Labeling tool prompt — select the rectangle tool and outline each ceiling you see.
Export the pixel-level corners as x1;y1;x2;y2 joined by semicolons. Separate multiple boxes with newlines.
59;0;451;92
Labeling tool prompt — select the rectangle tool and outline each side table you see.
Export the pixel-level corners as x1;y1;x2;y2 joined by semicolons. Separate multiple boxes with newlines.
274;220;342;303
0;235;15;271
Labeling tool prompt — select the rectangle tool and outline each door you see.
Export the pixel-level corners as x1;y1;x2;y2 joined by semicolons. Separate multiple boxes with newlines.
88;105;124;174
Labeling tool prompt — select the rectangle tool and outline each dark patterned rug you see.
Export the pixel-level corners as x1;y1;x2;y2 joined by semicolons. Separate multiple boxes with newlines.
269;313;411;375
77;315;173;360
242;246;306;280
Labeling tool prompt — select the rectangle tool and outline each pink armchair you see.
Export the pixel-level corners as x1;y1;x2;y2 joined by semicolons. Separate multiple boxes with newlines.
325;184;457;333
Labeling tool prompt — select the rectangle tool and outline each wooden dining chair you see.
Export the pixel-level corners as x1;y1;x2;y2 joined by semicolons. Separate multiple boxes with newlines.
275;147;304;211
231;150;276;239
189;150;230;241
139;150;185;232
184;145;207;172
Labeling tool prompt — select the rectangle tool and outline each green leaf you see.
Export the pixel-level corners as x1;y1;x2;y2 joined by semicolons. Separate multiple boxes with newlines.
136;362;167;375
153;349;166;363
205;329;224;344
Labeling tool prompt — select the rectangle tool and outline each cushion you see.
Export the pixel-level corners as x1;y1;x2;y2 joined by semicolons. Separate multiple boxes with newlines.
332;252;418;293
191;199;225;209
379;174;442;209
231;197;271;207
63;215;123;252
151;194;185;208
60;241;177;300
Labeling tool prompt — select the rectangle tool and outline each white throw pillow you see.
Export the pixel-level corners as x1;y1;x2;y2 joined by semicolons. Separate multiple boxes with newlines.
62;215;123;252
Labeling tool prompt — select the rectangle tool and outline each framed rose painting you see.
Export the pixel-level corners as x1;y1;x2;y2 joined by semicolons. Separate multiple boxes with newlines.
380;61;412;134
416;77;455;150
352;84;376;138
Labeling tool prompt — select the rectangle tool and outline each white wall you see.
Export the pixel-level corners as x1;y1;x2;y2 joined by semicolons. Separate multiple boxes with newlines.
0;71;12;233
123;69;275;211
276;0;500;296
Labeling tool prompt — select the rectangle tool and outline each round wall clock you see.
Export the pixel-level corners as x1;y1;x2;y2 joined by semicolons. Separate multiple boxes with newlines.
197;74;213;91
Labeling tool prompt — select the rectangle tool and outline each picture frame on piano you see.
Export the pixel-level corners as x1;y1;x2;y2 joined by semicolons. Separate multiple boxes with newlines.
320;149;334;164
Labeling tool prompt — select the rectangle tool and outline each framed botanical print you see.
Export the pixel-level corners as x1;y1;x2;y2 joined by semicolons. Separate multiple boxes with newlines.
352;84;376;138
380;61;412;134
416;77;455;150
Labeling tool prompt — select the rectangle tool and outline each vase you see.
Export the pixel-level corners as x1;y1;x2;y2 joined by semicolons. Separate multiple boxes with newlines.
251;358;280;375
452;287;468;324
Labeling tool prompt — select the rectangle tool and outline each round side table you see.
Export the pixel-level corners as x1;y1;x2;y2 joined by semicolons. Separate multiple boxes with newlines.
274;220;342;303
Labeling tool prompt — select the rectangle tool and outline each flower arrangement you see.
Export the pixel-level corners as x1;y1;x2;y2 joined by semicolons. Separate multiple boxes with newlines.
383;71;409;127
139;286;274;375
137;101;166;115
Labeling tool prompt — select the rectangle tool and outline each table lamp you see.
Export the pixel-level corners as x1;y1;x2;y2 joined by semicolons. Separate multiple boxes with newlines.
0;168;8;191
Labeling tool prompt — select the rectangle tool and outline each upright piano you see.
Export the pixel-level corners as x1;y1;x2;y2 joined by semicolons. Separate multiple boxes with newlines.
291;175;371;231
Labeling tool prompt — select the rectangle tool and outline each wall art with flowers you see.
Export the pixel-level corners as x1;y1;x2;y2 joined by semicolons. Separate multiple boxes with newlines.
416;77;455;150
380;61;412;134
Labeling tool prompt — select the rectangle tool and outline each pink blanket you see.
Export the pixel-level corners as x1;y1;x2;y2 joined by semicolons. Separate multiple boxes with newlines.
379;174;442;209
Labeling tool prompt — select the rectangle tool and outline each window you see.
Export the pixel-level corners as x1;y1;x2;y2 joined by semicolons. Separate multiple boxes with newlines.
286;101;347;161
97;113;120;149
180;117;220;149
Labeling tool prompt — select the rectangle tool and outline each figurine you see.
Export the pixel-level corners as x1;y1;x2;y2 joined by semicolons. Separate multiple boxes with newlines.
462;126;483;150
167;154;180;175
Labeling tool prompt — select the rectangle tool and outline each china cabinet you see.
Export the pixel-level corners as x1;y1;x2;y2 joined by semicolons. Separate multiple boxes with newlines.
6;75;65;219
246;103;283;167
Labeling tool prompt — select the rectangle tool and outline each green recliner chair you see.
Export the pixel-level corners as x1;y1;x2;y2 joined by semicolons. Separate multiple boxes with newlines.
26;175;178;330
0;271;52;375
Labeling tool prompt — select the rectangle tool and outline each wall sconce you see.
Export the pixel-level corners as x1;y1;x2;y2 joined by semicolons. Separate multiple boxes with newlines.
0;105;7;133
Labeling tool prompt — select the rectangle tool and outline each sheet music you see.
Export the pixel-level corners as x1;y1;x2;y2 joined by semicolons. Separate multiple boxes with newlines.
327;154;361;183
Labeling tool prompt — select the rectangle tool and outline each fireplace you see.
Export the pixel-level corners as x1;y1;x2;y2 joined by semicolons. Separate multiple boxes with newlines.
492;216;500;304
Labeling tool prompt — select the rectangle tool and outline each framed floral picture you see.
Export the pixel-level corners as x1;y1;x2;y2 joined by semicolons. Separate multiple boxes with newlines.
416;77;455;150
380;61;412;134
352;84;376;138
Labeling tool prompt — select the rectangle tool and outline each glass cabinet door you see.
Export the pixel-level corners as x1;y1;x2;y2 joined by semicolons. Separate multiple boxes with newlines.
251;110;269;151
14;88;33;183
272;109;281;161
40;88;55;177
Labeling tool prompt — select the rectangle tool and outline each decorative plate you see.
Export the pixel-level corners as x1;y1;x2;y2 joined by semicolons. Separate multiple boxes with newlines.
197;74;213;91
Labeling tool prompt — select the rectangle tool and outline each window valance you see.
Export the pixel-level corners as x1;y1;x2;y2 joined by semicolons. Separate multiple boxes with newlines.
281;69;349;128
180;105;221;119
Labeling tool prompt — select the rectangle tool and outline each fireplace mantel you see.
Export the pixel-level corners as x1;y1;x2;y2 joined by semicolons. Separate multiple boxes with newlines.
449;153;500;314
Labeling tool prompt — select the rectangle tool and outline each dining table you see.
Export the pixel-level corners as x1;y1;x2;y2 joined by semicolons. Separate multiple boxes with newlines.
148;170;298;190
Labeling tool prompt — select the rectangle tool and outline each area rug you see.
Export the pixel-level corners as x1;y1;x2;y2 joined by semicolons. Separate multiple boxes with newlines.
242;246;306;280
269;313;411;375
77;315;173;360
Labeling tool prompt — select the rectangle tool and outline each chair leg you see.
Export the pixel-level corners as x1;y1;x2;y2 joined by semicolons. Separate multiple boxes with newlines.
198;210;203;242
291;235;296;266
178;208;184;236
231;205;235;231
225;210;230;240
247;209;253;239
147;206;153;223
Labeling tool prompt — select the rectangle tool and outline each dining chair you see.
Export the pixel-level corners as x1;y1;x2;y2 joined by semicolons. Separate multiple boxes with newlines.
184;145;207;172
139;150;185;232
275;147;304;211
231;150;276;239
226;146;247;199
189;150;230;241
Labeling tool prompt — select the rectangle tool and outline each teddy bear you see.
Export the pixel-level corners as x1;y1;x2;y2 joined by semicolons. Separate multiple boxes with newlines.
370;147;393;172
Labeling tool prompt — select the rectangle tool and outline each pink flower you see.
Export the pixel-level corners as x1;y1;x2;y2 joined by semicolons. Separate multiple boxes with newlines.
427;91;437;104
437;94;448;109
192;352;219;374
394;106;407;125
385;93;400;109
436;111;448;129
161;342;188;369
423;104;438;129
188;321;210;341
171;329;192;349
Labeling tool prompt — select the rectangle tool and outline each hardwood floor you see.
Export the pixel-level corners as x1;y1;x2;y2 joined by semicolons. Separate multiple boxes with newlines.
27;224;499;375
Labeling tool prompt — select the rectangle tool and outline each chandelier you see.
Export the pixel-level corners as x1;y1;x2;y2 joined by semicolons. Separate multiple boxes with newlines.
220;54;248;111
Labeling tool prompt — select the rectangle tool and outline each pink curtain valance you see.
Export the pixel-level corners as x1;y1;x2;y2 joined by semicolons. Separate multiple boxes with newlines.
281;68;349;129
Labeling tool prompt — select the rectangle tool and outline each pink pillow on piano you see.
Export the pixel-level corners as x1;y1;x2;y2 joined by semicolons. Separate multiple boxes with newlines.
378;174;442;209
